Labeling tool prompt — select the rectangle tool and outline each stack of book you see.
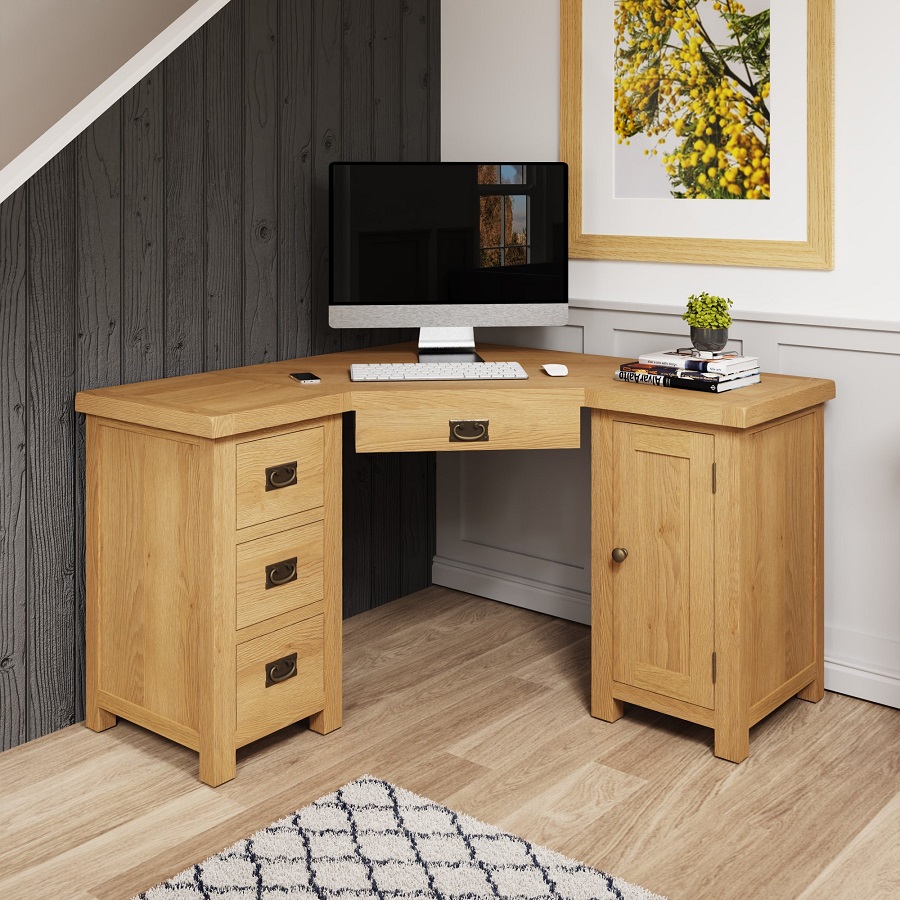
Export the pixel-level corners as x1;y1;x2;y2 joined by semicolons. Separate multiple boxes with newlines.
613;348;761;393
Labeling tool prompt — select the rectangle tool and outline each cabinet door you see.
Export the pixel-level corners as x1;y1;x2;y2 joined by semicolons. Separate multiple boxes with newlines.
611;422;715;708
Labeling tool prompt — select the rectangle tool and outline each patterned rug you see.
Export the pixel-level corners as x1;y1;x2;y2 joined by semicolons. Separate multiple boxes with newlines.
136;775;665;899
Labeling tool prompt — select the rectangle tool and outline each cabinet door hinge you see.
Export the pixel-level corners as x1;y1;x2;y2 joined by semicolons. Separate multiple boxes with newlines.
712;651;717;683
712;463;717;493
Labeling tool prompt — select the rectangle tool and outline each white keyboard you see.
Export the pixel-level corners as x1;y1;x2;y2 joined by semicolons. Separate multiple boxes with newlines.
350;361;528;382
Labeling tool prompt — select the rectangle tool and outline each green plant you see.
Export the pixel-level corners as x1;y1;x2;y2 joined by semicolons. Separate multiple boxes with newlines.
682;292;733;329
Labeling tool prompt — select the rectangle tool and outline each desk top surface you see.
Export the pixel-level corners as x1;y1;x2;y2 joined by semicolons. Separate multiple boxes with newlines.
75;343;836;439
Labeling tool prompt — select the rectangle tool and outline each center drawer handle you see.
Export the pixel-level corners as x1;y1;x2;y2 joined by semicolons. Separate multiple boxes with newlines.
449;420;489;442
265;461;298;491
265;652;298;687
265;557;298;589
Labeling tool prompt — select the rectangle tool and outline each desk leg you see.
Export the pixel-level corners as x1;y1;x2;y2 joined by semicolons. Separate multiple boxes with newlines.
713;717;749;764
84;418;116;733
198;441;237;787
591;411;624;723
591;591;623;722
798;406;825;705
310;415;343;735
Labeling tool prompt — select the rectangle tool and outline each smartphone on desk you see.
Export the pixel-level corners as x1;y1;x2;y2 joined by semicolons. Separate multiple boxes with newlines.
289;372;320;384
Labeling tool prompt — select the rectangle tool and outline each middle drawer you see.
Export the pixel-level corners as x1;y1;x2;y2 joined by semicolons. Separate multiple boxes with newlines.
236;521;324;630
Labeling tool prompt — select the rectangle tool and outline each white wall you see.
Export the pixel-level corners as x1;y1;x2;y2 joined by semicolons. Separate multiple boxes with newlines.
438;0;900;709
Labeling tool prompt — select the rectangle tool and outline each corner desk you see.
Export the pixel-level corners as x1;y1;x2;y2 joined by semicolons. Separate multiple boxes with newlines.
75;344;835;786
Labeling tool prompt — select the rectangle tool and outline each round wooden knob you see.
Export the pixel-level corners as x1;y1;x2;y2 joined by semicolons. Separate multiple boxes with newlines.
611;547;628;563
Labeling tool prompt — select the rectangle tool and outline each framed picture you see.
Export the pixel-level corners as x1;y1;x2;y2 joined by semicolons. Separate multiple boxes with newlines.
560;0;833;269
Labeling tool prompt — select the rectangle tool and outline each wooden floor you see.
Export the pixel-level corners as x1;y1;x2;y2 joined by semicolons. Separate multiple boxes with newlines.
1;586;899;899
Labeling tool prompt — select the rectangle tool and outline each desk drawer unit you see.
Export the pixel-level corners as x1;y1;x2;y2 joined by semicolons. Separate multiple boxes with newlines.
84;415;343;787
353;389;582;452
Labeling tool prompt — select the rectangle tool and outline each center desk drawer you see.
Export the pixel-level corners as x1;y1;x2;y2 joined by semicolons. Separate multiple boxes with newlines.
236;522;324;630
353;389;582;453
236;426;324;529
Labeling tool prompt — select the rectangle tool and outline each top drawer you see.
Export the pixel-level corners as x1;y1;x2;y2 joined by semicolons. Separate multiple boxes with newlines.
353;389;582;453
235;426;324;529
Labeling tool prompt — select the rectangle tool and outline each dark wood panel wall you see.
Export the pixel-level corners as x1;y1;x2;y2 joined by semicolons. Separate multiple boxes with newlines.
0;0;440;752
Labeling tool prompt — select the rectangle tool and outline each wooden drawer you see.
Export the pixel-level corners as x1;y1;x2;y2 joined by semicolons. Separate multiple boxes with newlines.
235;522;324;630
235;614;325;747
235;426;324;529
353;389;582;452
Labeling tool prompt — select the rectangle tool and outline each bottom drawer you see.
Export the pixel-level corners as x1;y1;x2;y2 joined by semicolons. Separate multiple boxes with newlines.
235;614;325;747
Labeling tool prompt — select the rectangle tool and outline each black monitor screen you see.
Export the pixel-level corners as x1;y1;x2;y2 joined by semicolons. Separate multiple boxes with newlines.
330;162;568;307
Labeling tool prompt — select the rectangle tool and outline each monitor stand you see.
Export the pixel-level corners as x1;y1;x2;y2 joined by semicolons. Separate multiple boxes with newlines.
416;327;484;363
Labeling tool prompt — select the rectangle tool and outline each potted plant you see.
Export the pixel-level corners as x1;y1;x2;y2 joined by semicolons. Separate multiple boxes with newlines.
683;292;733;351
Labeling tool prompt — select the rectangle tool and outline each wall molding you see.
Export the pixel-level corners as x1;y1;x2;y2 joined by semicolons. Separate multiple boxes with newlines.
432;557;591;625
569;297;900;335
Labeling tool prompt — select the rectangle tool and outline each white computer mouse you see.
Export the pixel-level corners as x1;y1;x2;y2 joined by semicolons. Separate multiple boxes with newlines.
541;363;568;377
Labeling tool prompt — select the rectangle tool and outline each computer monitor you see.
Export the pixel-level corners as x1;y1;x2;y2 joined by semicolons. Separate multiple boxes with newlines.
329;162;568;362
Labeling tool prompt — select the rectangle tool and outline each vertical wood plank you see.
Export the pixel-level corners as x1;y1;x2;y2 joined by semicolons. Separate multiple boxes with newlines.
311;0;342;355
27;151;76;740
75;104;123;392
401;0;429;161
400;452;434;596
206;0;244;372
426;0;441;160
244;0;279;366
342;0;373;164
74;102;123;722
0;187;28;750
373;0;402;161
373;453;402;604
122;73;165;384
278;0;314;361
165;30;205;378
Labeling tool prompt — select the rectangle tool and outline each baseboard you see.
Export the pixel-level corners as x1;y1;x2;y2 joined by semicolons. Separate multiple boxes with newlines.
824;625;900;709
431;557;591;625
824;661;900;709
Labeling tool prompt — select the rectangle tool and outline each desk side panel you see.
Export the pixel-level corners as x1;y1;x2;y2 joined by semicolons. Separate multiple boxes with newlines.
743;409;822;713
90;419;208;736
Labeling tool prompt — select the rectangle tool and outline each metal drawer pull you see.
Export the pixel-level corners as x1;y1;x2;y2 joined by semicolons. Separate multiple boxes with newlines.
265;557;298;589
449;419;489;442
265;461;297;491
265;652;297;687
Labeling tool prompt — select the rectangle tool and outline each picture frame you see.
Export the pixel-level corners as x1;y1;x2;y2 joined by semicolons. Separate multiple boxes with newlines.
560;0;834;269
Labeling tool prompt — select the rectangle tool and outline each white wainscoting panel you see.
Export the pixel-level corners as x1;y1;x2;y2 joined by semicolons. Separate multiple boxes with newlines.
432;303;900;710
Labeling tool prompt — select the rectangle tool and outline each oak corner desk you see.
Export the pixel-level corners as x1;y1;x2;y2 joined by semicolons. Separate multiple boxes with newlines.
75;343;836;786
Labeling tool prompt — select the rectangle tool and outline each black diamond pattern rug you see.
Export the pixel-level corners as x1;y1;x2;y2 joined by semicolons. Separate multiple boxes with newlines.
136;775;665;899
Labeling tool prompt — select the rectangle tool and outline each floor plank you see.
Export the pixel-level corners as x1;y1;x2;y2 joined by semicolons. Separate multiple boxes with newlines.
0;586;897;900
